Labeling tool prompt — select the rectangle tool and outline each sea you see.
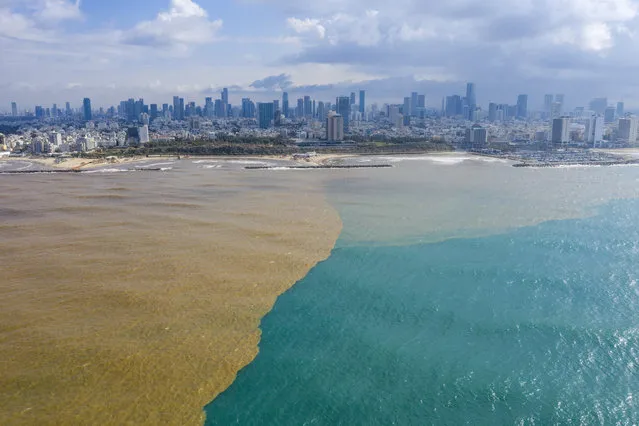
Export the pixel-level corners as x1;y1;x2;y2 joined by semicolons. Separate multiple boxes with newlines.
205;155;639;425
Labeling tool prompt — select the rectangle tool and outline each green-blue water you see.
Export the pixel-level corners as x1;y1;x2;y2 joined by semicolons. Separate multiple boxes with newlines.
205;159;639;424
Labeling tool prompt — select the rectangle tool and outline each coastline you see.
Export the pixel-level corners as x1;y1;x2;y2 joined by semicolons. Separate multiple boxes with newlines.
0;170;342;425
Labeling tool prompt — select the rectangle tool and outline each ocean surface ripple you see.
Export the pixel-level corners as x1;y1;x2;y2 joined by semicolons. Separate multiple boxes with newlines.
205;199;639;425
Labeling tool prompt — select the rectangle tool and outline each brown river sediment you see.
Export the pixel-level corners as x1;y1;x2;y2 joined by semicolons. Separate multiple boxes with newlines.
0;163;342;425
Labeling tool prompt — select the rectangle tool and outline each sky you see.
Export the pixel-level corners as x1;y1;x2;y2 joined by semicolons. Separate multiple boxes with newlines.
3;0;639;111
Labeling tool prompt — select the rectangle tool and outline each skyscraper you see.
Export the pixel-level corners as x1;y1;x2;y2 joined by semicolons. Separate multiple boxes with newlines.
173;96;185;120
488;102;497;122
589;98;608;115
326;111;344;141
417;95;426;110
257;102;274;129
618;117;638;145
52;104;57;118
403;97;411;117
11;102;17;117
551;117;570;144
282;92;289;118
555;94;565;111
411;92;418;116
617;102;625;118
296;98;304;117
82;98;92;121
304;96;312;117
516;95;528;119
604;106;617;123
65;102;71;116
149;104;157;121
544;94;554;116
359;90;365;115
336;96;351;132
466;83;476;120
221;88;229;118
350;92;356;105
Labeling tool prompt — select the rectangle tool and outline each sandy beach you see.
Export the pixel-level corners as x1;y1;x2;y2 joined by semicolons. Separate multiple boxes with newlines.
0;166;342;425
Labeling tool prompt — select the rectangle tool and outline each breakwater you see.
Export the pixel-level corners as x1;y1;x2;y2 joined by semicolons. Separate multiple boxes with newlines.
245;164;393;170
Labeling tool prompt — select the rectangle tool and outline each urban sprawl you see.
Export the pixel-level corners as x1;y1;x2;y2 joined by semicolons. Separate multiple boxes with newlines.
1;83;636;164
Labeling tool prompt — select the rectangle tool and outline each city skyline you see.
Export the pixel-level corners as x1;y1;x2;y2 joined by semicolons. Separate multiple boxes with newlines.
3;0;639;108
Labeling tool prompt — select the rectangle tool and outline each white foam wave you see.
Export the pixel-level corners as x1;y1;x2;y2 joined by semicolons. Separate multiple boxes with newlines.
17;162;34;171
192;160;219;164
203;165;223;169
160;167;173;171
227;160;269;165
378;155;508;165
144;162;175;168
83;168;128;174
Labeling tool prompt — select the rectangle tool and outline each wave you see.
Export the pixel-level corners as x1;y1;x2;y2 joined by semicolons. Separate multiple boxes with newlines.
144;162;175;168
378;155;508;165
192;160;219;164
82;168;129;174
203;165;223;169
160;167;173;171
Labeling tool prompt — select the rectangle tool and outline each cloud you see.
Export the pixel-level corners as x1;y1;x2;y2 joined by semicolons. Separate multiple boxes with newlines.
121;0;222;47
37;0;82;22
286;18;325;39
249;73;293;90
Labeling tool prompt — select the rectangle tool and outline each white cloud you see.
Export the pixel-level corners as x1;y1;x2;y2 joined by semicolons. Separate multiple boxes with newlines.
122;0;222;47
287;18;326;39
37;0;82;22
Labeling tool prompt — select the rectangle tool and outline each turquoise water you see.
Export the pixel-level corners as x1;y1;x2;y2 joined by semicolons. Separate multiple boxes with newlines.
205;196;639;424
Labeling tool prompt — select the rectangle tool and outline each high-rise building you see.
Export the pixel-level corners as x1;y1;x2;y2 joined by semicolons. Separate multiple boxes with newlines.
257;102;274;129
52;104;57;118
11;102;17;117
411;92;418;116
445;95;462;117
551;117;570;144
589;98;607;115
618;117;638;145
551;102;562;119
403;97;411;117
150;104;158;121
172;96;185;120
326;111;344;141
585;114;604;146
555;94;565;111
466;124;488;148
488;103;497;122
417;94;426;112
336;96;351;132
516;94;528;119
466;83;476;119
296;98;303;118
65;102;72;116
617;102;625;118
359;90;365;115
282;92;289;118
544;94;554;116
350;92;356;105
317;101;326;122
82;98;92;121
241;98;255;118
604;106;616;123
304;96;312;117
273;100;279;113
138;125;150;144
